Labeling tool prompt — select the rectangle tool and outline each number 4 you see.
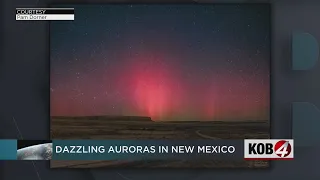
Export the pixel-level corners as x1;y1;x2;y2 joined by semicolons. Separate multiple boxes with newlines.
275;141;289;157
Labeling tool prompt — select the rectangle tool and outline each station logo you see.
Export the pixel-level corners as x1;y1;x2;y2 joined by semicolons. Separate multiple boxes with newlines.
244;139;294;160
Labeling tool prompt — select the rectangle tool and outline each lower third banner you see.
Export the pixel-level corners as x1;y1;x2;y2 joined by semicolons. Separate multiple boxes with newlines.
52;140;244;161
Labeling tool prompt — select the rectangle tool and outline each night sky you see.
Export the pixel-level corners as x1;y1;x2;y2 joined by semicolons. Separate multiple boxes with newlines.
50;4;270;121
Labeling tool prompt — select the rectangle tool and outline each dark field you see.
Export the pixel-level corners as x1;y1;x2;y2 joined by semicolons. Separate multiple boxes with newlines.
50;116;270;168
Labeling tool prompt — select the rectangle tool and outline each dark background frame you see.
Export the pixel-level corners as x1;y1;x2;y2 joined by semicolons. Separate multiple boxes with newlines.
1;0;320;179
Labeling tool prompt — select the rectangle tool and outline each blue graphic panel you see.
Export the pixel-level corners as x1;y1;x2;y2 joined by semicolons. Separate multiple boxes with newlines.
292;102;320;147
292;32;319;70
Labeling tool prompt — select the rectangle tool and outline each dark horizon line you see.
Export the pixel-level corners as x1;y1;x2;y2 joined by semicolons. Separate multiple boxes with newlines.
50;115;269;122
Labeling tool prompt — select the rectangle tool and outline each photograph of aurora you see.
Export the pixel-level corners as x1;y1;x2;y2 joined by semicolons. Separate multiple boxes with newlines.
50;4;270;168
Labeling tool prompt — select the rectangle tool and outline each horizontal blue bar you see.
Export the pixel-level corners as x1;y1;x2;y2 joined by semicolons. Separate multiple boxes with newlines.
52;140;243;160
0;140;17;160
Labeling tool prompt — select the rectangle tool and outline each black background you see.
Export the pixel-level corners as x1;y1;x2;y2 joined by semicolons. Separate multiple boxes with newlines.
1;0;320;180
17;140;52;149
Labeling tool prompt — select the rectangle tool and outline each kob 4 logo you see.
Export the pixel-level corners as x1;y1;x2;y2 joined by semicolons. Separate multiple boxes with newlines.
244;139;294;160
